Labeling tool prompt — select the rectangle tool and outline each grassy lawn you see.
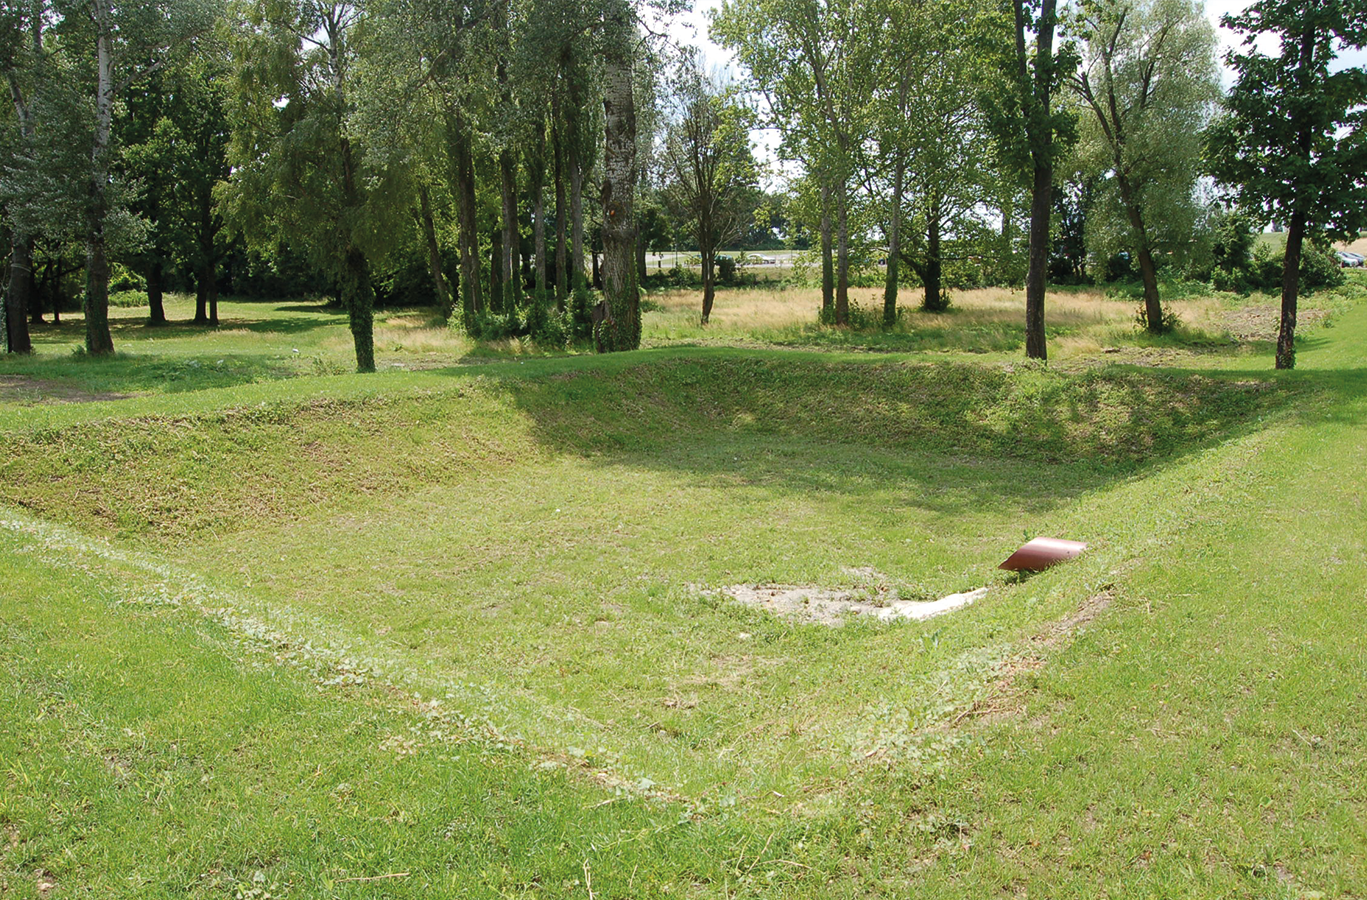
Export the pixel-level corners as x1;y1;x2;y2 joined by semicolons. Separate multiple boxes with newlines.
2;281;1365;896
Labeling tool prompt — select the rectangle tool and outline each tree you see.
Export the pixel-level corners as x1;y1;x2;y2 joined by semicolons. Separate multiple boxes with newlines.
713;0;870;327
987;0;1077;359
661;55;758;325
1;0;45;354
857;0;996;323
67;0;219;355
225;0;406;372
595;0;641;352
118;55;232;326
1206;0;1367;369
1070;0;1219;333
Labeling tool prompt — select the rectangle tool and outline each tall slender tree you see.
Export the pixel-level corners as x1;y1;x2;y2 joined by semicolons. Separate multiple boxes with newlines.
72;0;219;355
987;0;1077;359
1207;0;1367;369
595;0;641;351
225;0;402;372
661;53;759;325
1070;0;1219;334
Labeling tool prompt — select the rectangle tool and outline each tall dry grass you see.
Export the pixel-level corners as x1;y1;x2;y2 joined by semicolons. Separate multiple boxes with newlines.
644;283;1237;357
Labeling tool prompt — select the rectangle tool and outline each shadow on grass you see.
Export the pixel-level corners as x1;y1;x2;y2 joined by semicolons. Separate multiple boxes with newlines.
479;350;1318;518
0;350;294;397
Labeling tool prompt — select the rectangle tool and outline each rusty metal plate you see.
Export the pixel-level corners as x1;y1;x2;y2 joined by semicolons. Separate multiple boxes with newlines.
998;537;1088;572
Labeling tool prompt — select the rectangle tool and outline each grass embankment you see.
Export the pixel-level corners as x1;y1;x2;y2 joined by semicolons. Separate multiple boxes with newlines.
2;287;1366;896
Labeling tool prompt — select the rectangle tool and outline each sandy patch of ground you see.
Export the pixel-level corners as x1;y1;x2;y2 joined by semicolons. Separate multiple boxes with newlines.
0;374;128;404
719;582;989;626
1224;305;1329;342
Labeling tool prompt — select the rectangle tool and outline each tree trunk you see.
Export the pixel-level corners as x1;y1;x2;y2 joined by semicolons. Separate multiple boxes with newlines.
451;116;482;328
417;184;452;318
194;275;208;323
500;149;518;312
48;259;64;324
923;193;947;312
882;159;904;328
6;234;33;353
597;1;641;353
553;125;569;311
29;257;45;324
592;249;601;289
533;166;547;304
820;185;834;314
1025;158;1051;360
701;247;715;324
84;2;116;356
1019;0;1058;362
207;266;218;326
570;150;586;292
490;226;503;309
834;184;850;326
1115;171;1163;333
344;246;375;372
146;256;166;325
1276;208;1305;370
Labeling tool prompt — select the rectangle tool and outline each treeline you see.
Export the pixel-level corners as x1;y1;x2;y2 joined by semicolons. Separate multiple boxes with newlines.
1;0;1364;370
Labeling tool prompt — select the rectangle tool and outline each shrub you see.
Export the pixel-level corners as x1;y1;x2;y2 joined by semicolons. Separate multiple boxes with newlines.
108;290;147;308
817;299;883;330
528;305;568;349
470;309;523;341
1211;238;1344;295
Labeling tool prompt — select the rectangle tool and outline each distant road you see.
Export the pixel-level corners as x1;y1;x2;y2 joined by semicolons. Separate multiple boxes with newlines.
645;250;802;270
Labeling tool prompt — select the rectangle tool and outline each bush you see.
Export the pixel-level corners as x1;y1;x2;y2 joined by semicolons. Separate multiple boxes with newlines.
569;285;596;339
817;299;884;330
1213;241;1344;294
469;309;523;341
109;263;144;294
108;290;147;308
717;255;737;285
527;303;569;349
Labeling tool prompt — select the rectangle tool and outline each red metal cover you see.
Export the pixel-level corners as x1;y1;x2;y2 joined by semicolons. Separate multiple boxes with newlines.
999;537;1088;572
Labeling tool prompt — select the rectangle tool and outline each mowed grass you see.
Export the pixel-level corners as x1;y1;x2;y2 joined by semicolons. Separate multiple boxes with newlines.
1;294;473;398
2;282;1367;896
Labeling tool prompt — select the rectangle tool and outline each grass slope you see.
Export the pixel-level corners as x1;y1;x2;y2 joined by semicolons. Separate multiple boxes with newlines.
2;289;1365;897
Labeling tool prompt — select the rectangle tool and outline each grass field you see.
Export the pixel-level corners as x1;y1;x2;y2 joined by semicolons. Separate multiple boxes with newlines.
2;281;1365;897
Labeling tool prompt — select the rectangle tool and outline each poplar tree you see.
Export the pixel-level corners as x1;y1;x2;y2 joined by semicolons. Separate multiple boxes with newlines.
987;0;1077;360
224;0;405;372
1070;0;1219;334
1207;0;1367;369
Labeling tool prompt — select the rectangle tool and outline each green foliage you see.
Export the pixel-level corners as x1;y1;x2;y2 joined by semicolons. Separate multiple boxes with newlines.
817;299;884;329
1070;0;1221;268
529;305;569;349
1206;0;1367;241
107;290;147;308
1212;241;1346;294
716;254;737;285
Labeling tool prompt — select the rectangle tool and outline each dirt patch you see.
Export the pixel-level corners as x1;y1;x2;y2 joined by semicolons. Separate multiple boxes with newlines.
0;374;128;405
35;869;57;897
720;583;989;626
948;591;1114;728
1224;305;1328;343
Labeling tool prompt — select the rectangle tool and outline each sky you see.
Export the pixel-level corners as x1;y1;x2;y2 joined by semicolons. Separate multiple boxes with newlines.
657;0;1367;182
666;0;1367;93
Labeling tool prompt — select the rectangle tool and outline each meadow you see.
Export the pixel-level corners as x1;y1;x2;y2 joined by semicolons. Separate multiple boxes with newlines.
2;278;1365;897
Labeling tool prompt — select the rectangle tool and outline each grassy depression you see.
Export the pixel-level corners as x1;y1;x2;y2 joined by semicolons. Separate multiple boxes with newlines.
0;353;1300;802
3;285;1365;897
